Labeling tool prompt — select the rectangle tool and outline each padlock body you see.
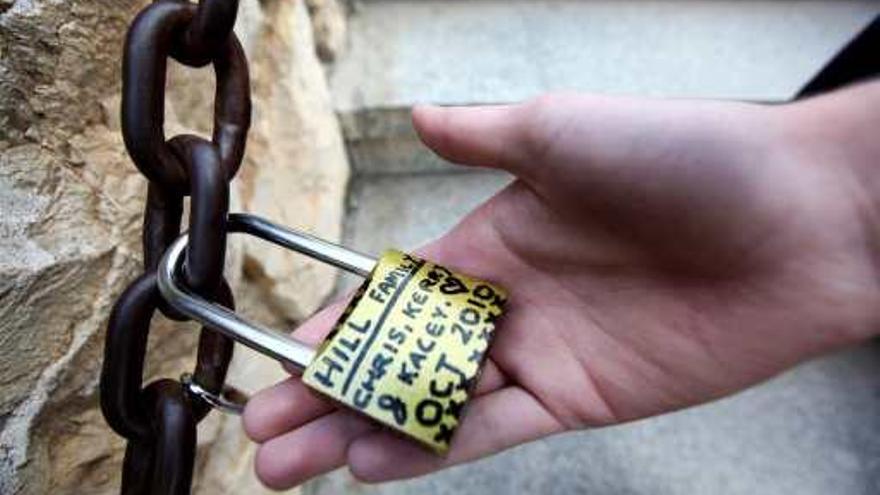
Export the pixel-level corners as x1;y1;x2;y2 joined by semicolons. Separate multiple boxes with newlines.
302;250;506;453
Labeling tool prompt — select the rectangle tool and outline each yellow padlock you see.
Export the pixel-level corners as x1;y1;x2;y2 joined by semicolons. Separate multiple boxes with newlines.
303;250;506;452
159;214;507;453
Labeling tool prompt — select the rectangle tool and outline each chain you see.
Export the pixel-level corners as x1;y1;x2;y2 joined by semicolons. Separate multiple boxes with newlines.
99;0;250;493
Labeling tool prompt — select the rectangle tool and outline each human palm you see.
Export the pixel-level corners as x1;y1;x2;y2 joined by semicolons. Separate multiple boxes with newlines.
243;90;880;490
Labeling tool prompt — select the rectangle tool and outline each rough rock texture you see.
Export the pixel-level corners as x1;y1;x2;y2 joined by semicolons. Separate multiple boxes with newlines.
307;0;348;62
238;0;349;323
0;0;348;493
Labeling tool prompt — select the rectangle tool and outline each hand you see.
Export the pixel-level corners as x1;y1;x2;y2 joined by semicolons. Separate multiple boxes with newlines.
242;84;880;490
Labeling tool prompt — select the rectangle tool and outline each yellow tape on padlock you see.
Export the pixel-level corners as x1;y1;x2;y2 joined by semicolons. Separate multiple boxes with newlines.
302;250;507;453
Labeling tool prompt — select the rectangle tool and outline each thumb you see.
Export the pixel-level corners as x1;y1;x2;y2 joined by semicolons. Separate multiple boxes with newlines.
412;103;536;173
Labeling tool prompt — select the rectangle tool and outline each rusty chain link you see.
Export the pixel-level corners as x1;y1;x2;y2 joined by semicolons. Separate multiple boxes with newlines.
100;0;250;493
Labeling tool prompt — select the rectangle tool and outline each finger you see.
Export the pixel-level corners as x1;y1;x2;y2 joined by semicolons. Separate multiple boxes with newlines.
347;387;563;482
291;298;348;345
254;410;376;490
244;210;511;445
280;300;348;375
412;103;531;172
473;359;508;396
244;355;507;445
246;303;348;441
243;376;334;443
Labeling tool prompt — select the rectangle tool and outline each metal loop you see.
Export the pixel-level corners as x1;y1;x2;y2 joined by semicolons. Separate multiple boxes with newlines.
119;381;199;495
121;2;193;189
181;373;248;415
108;0;249;490
169;0;241;68
101;273;160;440
210;36;251;179
168;134;228;295
143;185;190;321
190;279;236;420
157;214;377;370
122;1;251;190
143;185;184;273
145;379;197;495
100;273;235;440
121;438;155;495
143;134;233;319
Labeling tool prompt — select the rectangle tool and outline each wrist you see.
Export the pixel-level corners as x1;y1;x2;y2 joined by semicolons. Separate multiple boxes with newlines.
779;81;880;339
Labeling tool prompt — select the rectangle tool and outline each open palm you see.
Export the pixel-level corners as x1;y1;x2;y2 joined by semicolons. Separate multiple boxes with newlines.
243;90;880;490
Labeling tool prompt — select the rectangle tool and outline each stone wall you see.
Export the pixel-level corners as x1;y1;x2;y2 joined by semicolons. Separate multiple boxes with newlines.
0;0;349;493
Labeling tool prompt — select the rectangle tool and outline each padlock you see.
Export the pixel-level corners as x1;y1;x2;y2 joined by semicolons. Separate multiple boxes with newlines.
158;213;507;453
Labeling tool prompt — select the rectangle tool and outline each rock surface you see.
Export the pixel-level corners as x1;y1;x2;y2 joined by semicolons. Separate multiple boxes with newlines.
238;0;349;324
307;0;348;62
0;0;349;493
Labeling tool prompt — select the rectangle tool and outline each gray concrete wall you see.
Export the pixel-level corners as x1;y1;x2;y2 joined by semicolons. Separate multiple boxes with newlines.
333;0;880;111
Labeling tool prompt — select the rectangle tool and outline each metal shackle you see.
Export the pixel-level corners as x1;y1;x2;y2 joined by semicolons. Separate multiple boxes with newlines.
158;213;376;371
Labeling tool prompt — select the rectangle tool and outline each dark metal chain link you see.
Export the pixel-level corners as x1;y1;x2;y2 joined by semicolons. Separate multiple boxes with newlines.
100;1;250;493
